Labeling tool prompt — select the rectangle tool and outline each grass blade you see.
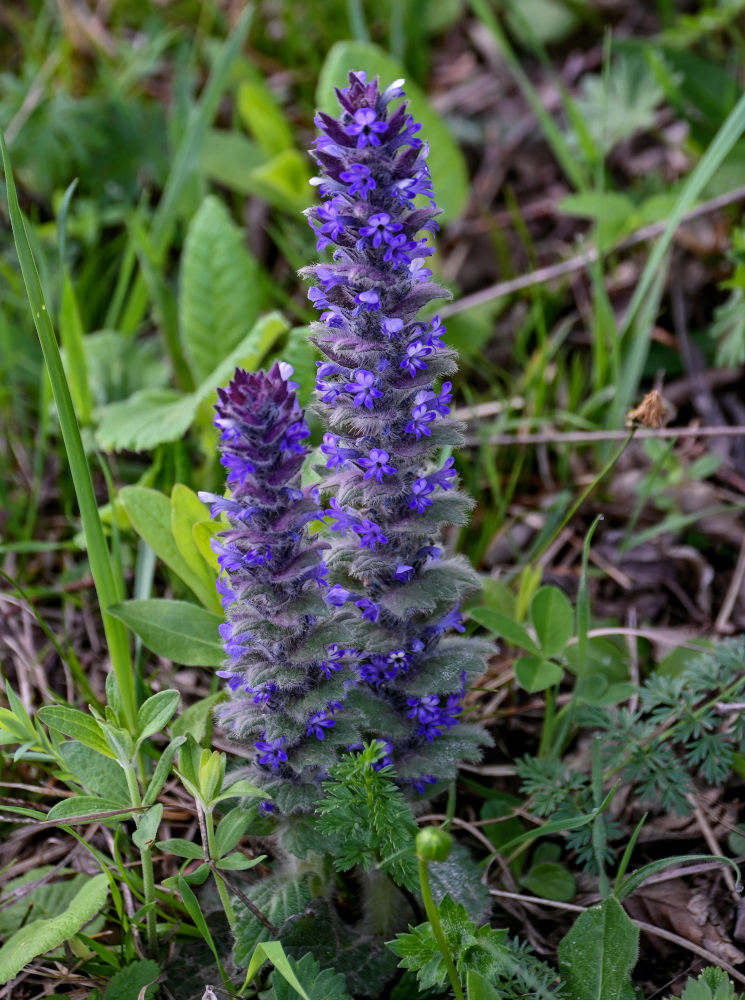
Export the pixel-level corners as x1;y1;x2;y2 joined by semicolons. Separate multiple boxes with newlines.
0;130;136;732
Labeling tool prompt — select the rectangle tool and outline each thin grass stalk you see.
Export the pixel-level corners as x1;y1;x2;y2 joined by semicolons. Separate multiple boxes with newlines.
0;131;137;733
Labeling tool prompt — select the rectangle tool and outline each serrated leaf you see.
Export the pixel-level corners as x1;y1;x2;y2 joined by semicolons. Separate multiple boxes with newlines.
108;599;224;667
514;656;564;693
530;586;573;657
179;195;260;384
317;41;468;219
558;897;639;1000
37;706;112;758
95;387;199;452
58;741;129;803
101;959;160;1000
0;874;108;985
469;606;540;655
136;689;180;745
234;876;314;964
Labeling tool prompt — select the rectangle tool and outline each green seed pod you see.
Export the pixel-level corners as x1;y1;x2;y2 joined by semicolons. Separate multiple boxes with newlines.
416;826;453;862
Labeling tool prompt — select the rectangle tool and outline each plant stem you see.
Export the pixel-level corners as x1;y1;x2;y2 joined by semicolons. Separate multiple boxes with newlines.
124;764;158;955
417;856;465;1000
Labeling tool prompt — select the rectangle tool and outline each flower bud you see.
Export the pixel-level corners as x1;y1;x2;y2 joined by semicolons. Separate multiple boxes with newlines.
415;826;453;862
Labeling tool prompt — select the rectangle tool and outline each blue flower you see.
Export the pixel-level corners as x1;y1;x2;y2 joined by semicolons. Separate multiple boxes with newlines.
358;449;396;482
255;737;288;769
345;369;382;408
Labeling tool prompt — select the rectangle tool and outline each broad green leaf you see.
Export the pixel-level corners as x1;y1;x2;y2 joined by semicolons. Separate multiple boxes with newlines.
199;131;311;212
558;897;639;1000
136;689;180;745
0;874;108;985
171;691;225;742
96;313;289;452
132;804;163;851
120;486;214;606
215;807;254;857
317;41;468;219
38;705;112;758
59;741;129;803
101;723;134;762
530;586;574;657
108;599;224;667
46;796;136;824
469;607;540;655
521;860;576;902
101;960;160;1000
171;484;220;612
156;838;205;860
505;0;579;45
238;78;293;156
193;520;222;574
514;656;563;693
96;387;198;453
467;970;501;1000
179;194;260;384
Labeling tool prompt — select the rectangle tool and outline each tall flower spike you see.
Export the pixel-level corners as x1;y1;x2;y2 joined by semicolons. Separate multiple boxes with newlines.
303;72;492;793
201;362;362;813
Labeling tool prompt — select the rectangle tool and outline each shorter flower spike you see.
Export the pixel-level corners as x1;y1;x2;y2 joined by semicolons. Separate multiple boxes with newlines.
205;362;365;814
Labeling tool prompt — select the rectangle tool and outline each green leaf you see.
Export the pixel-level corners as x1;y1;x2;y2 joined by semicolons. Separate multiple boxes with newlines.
171;692;225;742
143;734;186;807
238;78;293;156
558;897;639;1000
132;803;163;851
58;741;130;803
108;599;224;667
215;852;264;870
514;656;564;693
177;876;227;980
46;796;136;824
530;586;574;657
215;777;264;802
234;876;315;964
38;705;112;758
0;874;108;985
467;970;501;1000
261;951;352;1000
120;486;215;606
244;941;312;1000
521;861;576;902
170;484;220;612
156;837;205;860
136;689;181;745
616;854;741;903
215;807;253;857
60;271;93;425
179;194;260;384
95;387;198;452
101;960;160;1000
317;41;469;219
469;606;540;655
199;132;311;212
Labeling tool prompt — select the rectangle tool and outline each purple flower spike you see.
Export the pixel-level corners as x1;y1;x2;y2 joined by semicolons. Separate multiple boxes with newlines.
302;70;491;793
